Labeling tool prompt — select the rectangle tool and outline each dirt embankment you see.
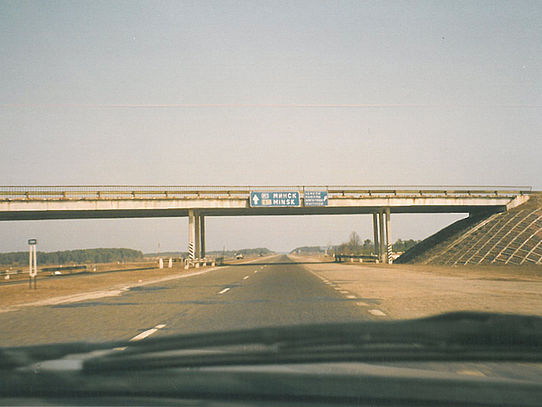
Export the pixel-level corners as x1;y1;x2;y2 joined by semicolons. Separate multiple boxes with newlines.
397;192;542;265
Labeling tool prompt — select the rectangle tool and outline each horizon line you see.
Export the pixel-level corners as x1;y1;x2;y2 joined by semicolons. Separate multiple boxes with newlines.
2;103;542;109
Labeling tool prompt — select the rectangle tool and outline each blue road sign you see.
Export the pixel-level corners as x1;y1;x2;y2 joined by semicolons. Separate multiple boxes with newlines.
304;191;328;207
250;191;300;207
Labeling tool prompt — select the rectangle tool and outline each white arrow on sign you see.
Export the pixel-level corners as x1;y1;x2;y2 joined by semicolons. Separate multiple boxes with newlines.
252;194;260;205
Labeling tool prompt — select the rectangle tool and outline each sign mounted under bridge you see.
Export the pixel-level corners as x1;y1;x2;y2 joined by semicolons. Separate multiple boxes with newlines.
304;191;328;207
250;191;300;207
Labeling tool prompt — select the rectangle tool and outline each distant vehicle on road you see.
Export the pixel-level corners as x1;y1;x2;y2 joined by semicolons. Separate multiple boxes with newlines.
235;253;244;259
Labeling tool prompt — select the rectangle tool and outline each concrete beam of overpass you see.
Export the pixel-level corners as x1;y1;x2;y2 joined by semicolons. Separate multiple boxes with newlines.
0;195;529;221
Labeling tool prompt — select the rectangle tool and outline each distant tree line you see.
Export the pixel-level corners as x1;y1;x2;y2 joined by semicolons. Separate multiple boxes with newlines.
0;248;144;266
212;248;273;257
290;246;326;254
393;239;421;253
333;232;420;255
144;248;273;258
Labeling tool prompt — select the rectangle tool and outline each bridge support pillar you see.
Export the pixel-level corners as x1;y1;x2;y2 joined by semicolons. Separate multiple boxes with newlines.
372;213;380;259
200;215;205;259
378;210;385;263
194;212;201;259
385;208;392;264
188;210;202;260
188;210;195;260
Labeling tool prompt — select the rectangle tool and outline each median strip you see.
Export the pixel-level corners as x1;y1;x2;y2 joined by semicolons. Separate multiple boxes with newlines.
0;265;222;314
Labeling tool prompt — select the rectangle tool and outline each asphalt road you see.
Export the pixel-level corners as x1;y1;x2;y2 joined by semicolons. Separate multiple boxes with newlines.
2;255;541;382
0;255;372;347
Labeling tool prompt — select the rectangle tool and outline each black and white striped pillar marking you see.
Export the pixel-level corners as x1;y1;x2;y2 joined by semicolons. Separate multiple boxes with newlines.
387;244;393;264
188;242;195;260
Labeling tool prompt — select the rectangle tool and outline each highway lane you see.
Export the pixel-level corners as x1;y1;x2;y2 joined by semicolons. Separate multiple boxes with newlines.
0;255;373;347
2;255;540;383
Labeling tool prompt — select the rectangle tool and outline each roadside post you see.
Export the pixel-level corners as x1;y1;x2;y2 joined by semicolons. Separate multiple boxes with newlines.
28;239;37;289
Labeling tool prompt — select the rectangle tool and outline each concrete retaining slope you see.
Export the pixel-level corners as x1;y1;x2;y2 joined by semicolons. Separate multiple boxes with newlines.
396;193;542;265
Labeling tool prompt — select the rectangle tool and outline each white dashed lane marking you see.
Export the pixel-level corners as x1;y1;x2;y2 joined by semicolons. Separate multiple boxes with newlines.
129;324;167;342
316;273;370;307
369;309;386;317
218;288;231;295
457;370;486;377
243;276;250;280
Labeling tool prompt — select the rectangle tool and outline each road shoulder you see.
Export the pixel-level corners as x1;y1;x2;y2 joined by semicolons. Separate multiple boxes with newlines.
292;255;542;319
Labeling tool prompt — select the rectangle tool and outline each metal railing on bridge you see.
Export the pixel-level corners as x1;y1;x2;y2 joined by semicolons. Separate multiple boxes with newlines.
0;185;532;201
334;254;379;263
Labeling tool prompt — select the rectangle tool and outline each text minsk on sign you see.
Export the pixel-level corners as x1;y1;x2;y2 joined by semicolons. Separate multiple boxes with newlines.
250;191;300;207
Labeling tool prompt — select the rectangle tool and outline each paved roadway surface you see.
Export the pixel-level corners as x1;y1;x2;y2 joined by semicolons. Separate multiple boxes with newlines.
0;255;373;347
2;255;541;382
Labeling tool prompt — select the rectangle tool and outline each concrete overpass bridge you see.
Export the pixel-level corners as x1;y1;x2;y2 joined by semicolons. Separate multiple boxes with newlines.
0;185;532;264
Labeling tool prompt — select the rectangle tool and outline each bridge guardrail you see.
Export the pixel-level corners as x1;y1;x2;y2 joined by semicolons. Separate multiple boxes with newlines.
0;185;532;200
184;258;215;269
334;254;379;263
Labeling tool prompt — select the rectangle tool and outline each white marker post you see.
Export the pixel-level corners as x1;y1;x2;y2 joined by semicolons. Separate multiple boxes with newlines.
159;258;164;269
168;258;173;268
28;239;37;289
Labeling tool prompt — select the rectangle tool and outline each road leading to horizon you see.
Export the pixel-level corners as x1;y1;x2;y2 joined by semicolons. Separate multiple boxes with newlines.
0;255;373;347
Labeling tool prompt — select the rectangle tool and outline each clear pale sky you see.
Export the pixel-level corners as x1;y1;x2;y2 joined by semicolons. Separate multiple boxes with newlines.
1;1;541;253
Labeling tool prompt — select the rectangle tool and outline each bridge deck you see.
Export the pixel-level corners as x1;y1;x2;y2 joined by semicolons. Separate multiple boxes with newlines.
0;186;531;220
